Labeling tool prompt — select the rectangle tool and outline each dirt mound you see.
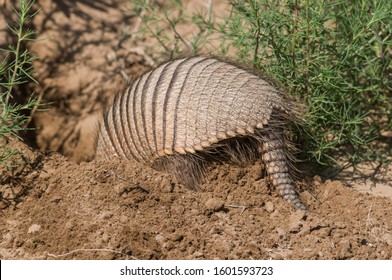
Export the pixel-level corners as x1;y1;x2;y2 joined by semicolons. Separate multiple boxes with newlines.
1;152;391;260
1;0;391;260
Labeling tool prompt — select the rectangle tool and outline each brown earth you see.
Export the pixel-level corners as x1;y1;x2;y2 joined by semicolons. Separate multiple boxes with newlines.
1;0;391;260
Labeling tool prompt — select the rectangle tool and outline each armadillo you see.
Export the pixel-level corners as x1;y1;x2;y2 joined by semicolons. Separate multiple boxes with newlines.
95;56;307;210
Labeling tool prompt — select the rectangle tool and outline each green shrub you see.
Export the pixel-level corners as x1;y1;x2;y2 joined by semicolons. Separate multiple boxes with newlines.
129;0;391;170
0;0;38;169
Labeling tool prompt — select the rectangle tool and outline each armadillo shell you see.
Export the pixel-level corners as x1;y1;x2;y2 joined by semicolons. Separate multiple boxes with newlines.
96;56;297;163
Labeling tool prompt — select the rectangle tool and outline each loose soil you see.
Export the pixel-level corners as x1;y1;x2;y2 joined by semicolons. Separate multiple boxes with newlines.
1;0;391;260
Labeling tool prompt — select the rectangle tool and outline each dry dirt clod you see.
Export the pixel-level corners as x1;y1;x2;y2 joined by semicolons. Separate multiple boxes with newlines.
27;224;41;234
205;198;225;212
265;201;275;213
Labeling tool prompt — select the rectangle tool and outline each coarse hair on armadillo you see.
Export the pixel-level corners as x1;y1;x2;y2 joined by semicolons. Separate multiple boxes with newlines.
95;56;307;210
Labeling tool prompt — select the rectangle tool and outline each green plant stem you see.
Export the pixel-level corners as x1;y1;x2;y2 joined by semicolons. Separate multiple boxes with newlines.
6;35;22;106
4;0;35;106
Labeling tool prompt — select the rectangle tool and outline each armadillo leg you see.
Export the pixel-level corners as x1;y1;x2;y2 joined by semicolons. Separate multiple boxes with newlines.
152;154;207;189
260;131;307;210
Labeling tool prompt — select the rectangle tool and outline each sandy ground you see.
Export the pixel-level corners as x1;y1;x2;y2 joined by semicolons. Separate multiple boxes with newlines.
0;0;391;260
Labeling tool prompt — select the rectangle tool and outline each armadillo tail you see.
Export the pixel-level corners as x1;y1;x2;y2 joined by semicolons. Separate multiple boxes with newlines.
261;129;307;211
